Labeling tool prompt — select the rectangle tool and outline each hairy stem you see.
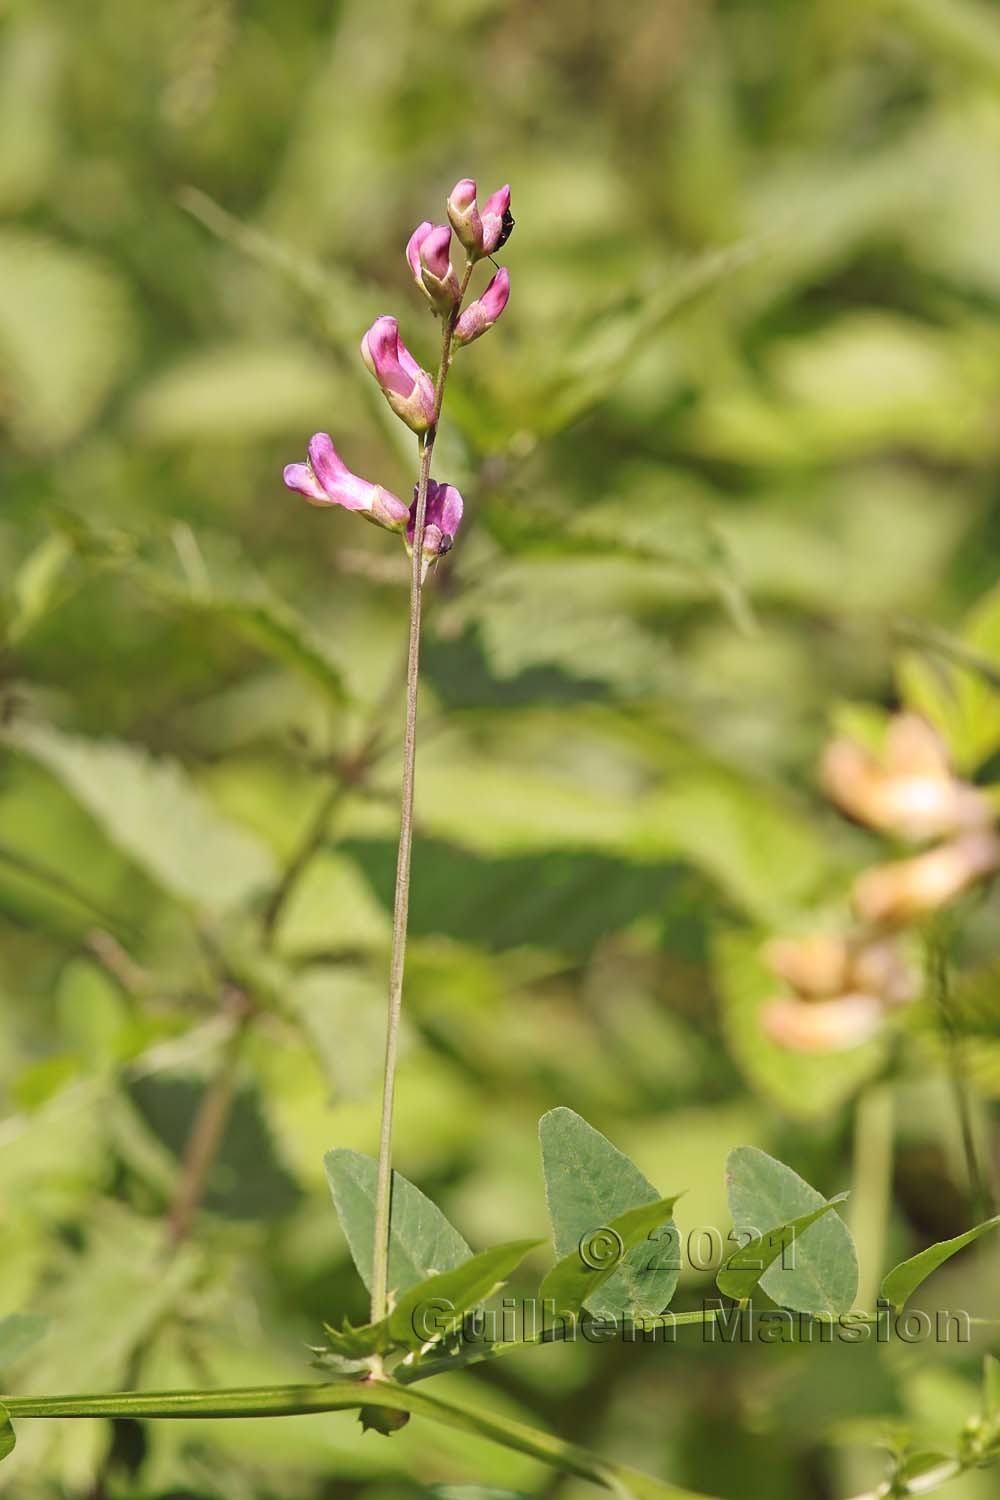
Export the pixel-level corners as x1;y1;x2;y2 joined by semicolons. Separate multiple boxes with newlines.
370;263;474;1326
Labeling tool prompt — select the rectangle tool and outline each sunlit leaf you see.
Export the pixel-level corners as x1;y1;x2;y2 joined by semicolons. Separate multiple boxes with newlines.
4;720;277;913
716;1193;849;1301
725;1146;858;1316
0;230;133;449
539;1195;682;1321
324;1148;471;1296
540;1107;681;1319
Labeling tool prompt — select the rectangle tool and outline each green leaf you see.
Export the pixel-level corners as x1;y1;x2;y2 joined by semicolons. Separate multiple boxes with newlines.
725;1146;858;1316
0;1314;47;1370
540;1107;681;1319
13;1207;200;1396
8;532;73;643
0;1404;14;1464
0;229;133;449
526;238;761;436
539;1196;682;1321
197;593;348;708
388;1238;541;1352
139;530;349;710
4;720;277;914
894;1452;958;1487
324;1148;471;1297
716;1193;849;1301
880;1214;1000;1312
897;582;1000;772
324;1238;542;1359
128;341;341;443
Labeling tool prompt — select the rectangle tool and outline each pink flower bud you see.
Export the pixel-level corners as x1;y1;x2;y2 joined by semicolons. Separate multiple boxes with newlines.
446;178;483;256
283;434;409;531
447;178;513;260
406;478;463;573
480;184;513;255
405;222;460;316
454;267;510;347
360;315;437;433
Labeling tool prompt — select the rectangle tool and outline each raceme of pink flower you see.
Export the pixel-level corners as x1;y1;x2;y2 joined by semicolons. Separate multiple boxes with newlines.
361;316;437;433
406;222;460;315
447;178;513;260
407;478;463;563
283;433;409;531
454;267;510;347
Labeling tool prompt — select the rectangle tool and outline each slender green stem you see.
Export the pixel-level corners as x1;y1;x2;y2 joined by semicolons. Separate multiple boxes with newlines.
927;930;994;1222
851;1083;894;1312
1;1381;703;1500
369;261;475;1326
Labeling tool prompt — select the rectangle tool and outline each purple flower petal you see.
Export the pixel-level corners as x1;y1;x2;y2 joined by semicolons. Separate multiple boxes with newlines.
407;479;463;553
406;221;433;284
283;462;330;505
360;316;414;398
420;225;453;280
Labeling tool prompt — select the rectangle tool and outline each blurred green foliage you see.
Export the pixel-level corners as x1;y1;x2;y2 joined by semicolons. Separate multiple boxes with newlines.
2;0;1000;1495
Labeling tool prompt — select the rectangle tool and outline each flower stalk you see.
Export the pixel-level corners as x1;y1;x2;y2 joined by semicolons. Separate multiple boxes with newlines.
281;177;508;1331
370;257;475;1327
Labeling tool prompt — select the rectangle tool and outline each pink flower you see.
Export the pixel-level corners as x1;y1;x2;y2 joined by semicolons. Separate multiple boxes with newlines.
454;267;510;347
447;178;513;260
283;433;409;531
762;995;885;1054
853;831;1000;926
821;714;992;842
406;222;460;315
360;316;437;433
406;479;463;565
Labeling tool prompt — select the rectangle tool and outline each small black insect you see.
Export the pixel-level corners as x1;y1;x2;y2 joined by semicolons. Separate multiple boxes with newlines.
437;532;454;557
494;206;515;252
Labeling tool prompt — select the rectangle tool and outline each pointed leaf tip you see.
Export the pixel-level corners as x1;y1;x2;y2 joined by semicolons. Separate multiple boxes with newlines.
880;1214;1000;1312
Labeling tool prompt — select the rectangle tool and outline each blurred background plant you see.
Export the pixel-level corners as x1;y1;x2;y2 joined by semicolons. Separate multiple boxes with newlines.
2;0;1000;1496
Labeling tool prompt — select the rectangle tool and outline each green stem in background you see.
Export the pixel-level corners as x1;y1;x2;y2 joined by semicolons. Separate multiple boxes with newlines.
850;1083;894;1313
927;930;995;1223
893;618;1000;691
369;262;474;1328
163;986;251;1254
